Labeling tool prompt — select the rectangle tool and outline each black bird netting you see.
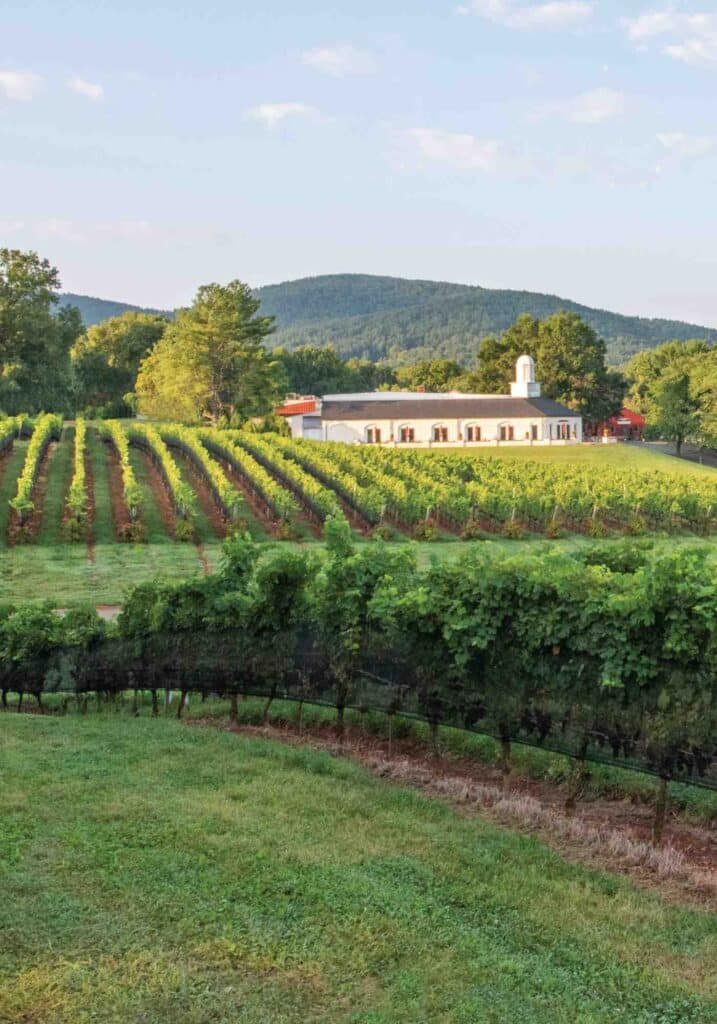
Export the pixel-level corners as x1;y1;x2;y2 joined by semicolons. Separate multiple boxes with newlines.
3;629;715;791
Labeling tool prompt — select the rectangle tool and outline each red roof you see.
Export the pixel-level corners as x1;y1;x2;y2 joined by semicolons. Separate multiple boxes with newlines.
275;398;318;417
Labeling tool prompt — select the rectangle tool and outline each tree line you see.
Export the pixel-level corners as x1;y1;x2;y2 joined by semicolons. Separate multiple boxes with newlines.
3;246;715;437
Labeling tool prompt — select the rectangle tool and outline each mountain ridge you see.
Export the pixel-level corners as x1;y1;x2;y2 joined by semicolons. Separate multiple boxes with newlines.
60;274;717;365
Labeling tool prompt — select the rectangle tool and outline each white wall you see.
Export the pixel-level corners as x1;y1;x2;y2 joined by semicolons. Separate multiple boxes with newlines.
322;416;582;445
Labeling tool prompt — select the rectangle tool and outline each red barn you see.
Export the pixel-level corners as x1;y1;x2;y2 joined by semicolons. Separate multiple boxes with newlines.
591;408;645;440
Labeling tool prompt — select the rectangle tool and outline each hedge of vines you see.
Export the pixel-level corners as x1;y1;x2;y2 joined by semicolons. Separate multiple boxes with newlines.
126;422;197;522
198;428;300;527
9;413;63;523
2;527;715;801
157;423;242;520
233;432;341;522
243;434;717;537
65;417;88;529
99;419;142;521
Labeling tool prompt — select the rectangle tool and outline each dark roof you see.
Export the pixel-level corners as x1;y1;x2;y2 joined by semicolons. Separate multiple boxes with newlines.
321;396;578;421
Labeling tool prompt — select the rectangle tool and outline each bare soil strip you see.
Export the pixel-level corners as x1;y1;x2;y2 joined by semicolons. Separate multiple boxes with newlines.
7;442;56;546
135;447;177;539
172;449;227;539
193;716;717;912
105;442;132;539
219;459;287;539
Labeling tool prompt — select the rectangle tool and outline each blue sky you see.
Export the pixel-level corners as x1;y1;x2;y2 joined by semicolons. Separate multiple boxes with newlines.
2;1;716;325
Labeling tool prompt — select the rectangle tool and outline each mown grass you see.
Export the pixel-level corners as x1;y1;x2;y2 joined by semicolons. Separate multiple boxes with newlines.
86;426;116;544
128;446;172;543
425;442;717;477
179;697;717;823
0;713;716;1024
36;425;73;544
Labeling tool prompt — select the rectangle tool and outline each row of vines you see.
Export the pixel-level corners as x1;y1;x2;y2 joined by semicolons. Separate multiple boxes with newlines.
4;418;717;544
1;530;715;842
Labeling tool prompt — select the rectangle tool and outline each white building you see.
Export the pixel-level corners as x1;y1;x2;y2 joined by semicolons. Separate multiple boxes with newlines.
280;355;583;446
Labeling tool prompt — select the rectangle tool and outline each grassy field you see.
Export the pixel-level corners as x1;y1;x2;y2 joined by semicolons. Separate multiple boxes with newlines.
1;713;716;1024
425;441;717;476
2;430;717;606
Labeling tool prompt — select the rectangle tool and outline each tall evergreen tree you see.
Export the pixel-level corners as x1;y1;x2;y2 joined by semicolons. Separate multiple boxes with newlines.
135;280;279;424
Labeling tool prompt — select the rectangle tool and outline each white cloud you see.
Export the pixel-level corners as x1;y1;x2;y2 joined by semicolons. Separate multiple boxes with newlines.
0;71;42;101
408;129;504;171
624;10;717;67
301;45;377;77
657;132;716;158
561;87;625;124
248;102;320;127
69;76;104;101
458;1;593;29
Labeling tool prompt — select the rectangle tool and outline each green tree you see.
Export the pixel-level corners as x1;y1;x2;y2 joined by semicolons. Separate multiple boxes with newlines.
0;249;81;413
648;374;700;456
71;312;168;416
273;345;396;396
394;359;463;392
624;340;709;415
135;280;279;424
467;312;624;420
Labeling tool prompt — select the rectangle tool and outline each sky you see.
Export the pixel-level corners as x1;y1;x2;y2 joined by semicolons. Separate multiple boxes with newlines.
1;1;717;325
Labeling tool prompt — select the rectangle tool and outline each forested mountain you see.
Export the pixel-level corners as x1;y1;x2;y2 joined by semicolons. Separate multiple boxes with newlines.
59;293;170;325
62;274;717;366
256;275;717;367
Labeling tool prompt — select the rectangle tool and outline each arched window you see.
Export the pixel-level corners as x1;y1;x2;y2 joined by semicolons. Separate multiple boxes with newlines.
432;424;449;443
398;424;415;443
498;423;515;442
465;423;481;442
365;425;382;444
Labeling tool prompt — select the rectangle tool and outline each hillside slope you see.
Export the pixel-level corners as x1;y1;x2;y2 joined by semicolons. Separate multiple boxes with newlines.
256;275;717;366
59;292;170;325
61;274;717;365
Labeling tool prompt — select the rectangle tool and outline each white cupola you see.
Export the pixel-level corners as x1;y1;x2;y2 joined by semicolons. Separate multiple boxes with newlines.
510;354;541;398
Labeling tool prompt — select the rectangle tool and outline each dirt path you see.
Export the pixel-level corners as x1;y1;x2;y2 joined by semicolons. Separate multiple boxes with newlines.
172;449;227;540
192;716;717;912
7;441;57;545
219;459;283;539
105;442;132;540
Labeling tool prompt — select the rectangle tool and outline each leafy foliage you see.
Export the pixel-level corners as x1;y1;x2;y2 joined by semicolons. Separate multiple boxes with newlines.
156;423;243;521
65;417;88;531
1;538;715;790
198;428;300;526
9;413;63;523
125;422;197;521
98;419;143;522
71;311;168;417
135;280;280;424
0;249;81;414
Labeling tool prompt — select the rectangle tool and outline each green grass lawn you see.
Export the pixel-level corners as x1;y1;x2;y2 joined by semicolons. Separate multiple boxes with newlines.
425;441;717;477
1;713;715;1024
